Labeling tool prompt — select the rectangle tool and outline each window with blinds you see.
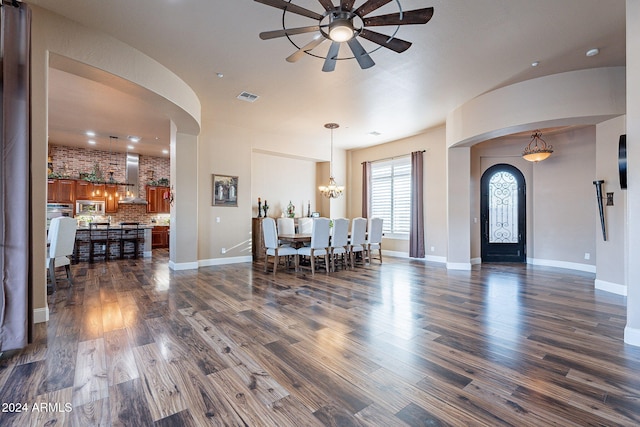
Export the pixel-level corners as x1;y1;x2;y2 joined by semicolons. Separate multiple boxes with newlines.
370;156;411;235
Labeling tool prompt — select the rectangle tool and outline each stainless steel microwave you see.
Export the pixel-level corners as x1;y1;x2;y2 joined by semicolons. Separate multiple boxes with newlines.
76;200;105;216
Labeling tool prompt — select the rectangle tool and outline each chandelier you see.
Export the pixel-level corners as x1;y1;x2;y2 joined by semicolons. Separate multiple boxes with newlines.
319;123;344;198
522;130;553;162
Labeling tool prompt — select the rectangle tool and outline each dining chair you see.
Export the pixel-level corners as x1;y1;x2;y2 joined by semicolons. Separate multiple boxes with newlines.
277;217;295;235
47;217;77;293
329;218;350;271
297;217;330;275
366;217;384;263
349;217;368;268
263;217;298;273
297;217;313;234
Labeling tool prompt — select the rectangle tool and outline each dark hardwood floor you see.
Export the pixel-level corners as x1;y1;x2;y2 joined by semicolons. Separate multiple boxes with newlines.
1;251;640;426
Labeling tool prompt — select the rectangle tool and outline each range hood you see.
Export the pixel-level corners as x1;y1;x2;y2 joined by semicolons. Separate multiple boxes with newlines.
119;153;148;205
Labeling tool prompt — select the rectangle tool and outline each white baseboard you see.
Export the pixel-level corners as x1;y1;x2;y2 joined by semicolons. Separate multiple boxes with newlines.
199;255;252;267
527;257;596;273
447;262;472;270
383;250;408;259
594;279;627;296
471;257;482;265
425;255;447;264
143;251;152;258
624;326;640;347
33;307;49;324
168;260;199;271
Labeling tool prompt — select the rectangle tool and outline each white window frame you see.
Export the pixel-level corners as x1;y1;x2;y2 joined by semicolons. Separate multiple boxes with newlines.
369;156;411;239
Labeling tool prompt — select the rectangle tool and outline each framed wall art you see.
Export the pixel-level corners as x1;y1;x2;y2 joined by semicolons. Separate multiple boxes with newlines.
212;174;238;207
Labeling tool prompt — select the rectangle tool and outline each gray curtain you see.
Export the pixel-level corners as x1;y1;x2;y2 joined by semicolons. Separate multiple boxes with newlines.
0;1;32;351
409;151;425;258
362;161;371;218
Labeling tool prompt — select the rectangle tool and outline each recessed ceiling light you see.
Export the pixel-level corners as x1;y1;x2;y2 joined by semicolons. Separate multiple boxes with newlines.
368;131;381;136
86;131;96;137
531;61;540;67
127;145;134;150
586;48;599;57
128;135;141;143
216;72;224;78
162;149;169;154
88;139;96;145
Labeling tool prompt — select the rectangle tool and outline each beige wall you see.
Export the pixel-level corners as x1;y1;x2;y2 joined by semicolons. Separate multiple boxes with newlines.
251;151;318;218
595;116;627;293
347;127;447;259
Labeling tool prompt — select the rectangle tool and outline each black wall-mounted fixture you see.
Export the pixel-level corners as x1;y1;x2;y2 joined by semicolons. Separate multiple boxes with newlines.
619;134;627;190
593;180;607;241
606;192;614;206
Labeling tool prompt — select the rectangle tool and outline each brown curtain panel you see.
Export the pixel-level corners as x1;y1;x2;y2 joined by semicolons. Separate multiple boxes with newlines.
0;2;32;351
409;151;425;258
362;161;371;218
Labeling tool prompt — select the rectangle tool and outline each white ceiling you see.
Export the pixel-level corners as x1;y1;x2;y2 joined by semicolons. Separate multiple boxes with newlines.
30;0;626;156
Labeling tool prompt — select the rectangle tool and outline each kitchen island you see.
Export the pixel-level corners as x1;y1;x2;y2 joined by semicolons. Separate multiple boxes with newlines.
73;224;153;263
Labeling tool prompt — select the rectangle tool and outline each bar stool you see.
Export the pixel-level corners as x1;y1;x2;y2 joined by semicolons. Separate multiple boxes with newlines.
89;222;110;263
119;222;140;259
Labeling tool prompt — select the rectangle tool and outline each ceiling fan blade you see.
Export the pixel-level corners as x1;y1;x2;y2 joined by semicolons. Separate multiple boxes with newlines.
322;41;341;72
341;0;356;11
359;29;412;53
260;25;320;40
317;0;335;11
286;36;326;62
354;0;392;18
363;7;434;26
346;38;375;69
254;0;323;21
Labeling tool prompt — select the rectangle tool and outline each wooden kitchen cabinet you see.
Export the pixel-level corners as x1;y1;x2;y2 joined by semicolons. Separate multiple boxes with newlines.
152;225;169;248
75;180;92;200
105;184;119;213
47;179;75;203
146;185;170;214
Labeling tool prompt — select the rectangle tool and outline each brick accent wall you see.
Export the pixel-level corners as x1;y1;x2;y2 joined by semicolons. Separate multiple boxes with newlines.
49;145;171;224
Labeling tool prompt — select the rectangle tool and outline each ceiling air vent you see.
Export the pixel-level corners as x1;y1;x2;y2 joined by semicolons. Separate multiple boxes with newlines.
237;91;259;103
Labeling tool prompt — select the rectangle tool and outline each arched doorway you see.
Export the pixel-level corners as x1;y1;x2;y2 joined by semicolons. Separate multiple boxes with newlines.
480;164;526;262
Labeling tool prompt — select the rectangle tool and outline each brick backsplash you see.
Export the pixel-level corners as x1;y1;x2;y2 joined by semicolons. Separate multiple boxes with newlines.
49;145;171;225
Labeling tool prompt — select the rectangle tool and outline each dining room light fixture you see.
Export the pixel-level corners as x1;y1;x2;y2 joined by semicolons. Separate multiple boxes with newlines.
319;123;344;199
522;130;553;162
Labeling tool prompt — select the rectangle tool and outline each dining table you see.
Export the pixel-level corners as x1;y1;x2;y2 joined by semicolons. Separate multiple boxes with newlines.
278;233;311;249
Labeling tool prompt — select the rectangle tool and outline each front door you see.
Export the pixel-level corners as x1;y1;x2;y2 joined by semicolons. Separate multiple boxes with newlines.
481;164;526;262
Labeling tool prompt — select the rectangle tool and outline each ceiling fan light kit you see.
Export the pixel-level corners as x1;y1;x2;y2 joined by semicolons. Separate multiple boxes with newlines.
255;0;434;72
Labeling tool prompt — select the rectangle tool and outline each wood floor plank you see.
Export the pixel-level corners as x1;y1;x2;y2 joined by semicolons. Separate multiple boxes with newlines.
164;358;247;426
109;378;155;427
131;343;187;421
72;397;112;427
104;328;140;386
72;338;108;406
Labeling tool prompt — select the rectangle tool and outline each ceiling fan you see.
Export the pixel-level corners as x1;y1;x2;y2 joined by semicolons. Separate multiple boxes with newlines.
255;0;434;72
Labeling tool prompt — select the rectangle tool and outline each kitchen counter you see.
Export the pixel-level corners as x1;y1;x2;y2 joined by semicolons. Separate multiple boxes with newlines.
74;225;153;262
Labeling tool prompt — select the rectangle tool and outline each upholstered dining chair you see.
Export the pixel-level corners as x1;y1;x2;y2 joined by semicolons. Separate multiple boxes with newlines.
297;217;330;275
297;217;313;234
263;217;298;273
47;216;77;293
349;217;368;267
276;217;295;235
329;218;350;271
366;217;384;263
